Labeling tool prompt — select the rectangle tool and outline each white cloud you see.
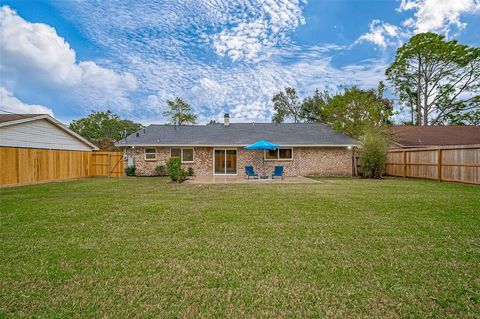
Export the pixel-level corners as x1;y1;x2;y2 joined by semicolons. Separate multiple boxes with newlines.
229;100;271;122
398;0;480;34
358;0;480;48
0;86;54;116
45;1;388;123
0;6;137;110
356;20;402;48
210;0;306;62
140;45;388;123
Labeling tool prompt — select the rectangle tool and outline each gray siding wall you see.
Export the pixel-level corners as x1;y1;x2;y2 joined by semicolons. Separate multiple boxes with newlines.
0;119;93;151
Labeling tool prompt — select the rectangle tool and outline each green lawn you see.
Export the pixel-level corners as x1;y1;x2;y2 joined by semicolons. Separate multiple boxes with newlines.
1;177;479;318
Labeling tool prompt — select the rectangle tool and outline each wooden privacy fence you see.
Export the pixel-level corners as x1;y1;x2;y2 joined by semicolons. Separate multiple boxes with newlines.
0;147;124;186
385;145;480;185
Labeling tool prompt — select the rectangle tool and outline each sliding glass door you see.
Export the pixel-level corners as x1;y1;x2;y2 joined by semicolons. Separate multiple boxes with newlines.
214;149;237;175
214;150;226;174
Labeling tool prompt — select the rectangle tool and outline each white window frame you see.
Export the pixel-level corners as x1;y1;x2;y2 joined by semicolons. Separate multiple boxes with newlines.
264;148;293;161
170;147;195;163
144;148;157;161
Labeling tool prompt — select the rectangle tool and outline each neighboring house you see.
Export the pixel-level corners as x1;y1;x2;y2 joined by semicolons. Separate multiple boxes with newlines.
390;126;480;148
0;114;98;151
115;114;358;177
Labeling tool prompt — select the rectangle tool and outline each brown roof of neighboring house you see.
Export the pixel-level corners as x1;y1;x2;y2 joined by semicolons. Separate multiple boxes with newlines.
391;126;480;147
0;114;43;123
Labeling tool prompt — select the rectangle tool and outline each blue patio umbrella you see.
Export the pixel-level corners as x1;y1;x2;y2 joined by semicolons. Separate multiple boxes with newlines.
244;140;280;150
244;140;280;177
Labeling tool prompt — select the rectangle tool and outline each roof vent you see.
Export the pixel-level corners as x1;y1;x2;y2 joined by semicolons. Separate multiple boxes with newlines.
224;113;230;126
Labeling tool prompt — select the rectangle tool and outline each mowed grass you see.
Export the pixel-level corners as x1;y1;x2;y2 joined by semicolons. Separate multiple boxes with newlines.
0;177;479;318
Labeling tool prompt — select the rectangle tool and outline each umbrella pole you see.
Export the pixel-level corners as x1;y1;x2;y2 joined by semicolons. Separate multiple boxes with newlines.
262;152;265;178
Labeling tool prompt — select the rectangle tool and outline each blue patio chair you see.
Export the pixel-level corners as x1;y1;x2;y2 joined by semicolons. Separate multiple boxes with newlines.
272;166;284;179
245;166;258;179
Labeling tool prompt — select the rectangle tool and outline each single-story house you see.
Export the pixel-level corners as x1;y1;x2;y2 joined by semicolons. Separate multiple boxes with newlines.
0;114;98;151
390;125;480;148
115;114;358;177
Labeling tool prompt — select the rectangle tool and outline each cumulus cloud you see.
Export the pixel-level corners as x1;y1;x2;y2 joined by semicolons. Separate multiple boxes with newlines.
358;0;480;48
356;20;402;48
0;6;137;110
398;0;480;34
0;86;54;116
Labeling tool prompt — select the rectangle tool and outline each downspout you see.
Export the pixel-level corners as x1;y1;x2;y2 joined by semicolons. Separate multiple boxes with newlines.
351;146;356;176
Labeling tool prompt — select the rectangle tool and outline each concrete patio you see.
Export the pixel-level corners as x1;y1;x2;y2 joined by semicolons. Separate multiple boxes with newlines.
184;175;320;184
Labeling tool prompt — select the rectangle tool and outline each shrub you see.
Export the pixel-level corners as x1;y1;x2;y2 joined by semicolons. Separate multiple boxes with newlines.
155;165;167;176
187;167;194;176
125;165;136;176
359;130;388;179
167;157;187;182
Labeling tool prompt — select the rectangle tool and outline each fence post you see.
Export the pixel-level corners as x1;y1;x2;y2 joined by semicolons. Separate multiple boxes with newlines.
108;154;111;178
402;151;407;178
438;148;442;182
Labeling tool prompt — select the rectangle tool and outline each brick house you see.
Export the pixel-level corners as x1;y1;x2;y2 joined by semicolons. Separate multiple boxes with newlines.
115;114;358;177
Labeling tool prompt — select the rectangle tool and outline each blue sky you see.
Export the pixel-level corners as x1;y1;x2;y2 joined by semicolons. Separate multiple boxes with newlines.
1;0;479;124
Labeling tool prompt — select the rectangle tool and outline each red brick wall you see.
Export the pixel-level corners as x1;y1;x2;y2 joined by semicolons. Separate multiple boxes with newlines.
238;147;352;176
126;146;353;177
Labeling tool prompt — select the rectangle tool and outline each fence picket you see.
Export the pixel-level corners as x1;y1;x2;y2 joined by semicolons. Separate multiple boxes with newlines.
386;145;480;185
0;147;125;186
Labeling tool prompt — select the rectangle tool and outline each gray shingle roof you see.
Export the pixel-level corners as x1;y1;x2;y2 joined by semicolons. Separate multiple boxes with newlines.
115;123;358;147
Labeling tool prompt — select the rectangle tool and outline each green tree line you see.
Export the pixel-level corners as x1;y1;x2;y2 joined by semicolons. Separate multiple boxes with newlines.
271;84;394;139
272;32;479;130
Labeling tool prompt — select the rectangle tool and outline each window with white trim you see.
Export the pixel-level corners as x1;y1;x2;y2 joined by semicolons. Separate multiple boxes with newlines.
144;148;156;160
264;148;293;160
170;147;194;163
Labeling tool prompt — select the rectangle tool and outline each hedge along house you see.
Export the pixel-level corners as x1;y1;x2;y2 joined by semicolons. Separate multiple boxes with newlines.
115;114;358;177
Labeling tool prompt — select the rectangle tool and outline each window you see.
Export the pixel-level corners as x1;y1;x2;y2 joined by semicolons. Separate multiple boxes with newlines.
264;148;293;160
170;148;181;158
144;148;156;160
265;149;278;160
279;148;292;159
170;147;194;163
182;148;194;162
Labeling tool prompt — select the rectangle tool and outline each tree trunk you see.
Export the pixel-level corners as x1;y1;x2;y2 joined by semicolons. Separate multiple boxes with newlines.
423;80;428;126
411;104;414;124
416;57;422;126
